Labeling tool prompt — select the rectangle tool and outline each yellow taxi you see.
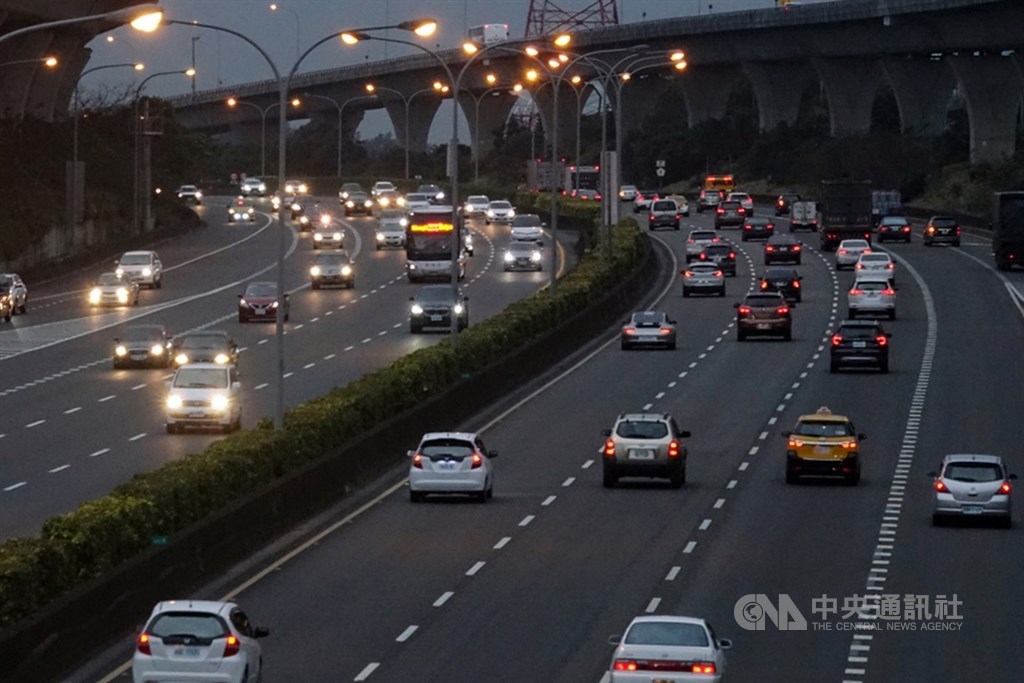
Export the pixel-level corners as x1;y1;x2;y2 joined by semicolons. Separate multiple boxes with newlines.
781;407;865;485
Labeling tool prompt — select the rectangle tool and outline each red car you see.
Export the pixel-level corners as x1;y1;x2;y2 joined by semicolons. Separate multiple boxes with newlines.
238;281;289;323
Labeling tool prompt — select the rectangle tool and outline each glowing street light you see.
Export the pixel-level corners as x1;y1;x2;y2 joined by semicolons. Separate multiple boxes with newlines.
486;73;497;85
670;50;686;62
553;33;572;47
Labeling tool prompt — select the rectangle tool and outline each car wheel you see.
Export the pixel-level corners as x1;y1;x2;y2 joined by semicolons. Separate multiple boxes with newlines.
487;483;494;499
667;341;677;351
674;224;680;231
783;329;792;341
785;466;799;484
932;512;944;527
409;489;425;503
682;288;690;298
737;330;747;342
998;515;1012;529
284;312;290;322
238;315;248;323
602;466;618;488
312;282;320;290
847;308;855;319
889;309;896;320
113;360;122;370
718;286;726;297
476;486;488;503
953;241;961;247
830;360;839;373
18;300;27;314
845;469;860;486
166;423;178;434
880;360;889;374
620;340;630;350
155;277;162;289
410;323;422;334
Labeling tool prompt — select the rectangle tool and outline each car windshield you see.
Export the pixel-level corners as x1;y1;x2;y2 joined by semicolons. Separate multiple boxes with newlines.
625;622;709;647
842;240;869;249
180;334;228;350
121;327;162;342
420;439;474;457
119;254;151;265
0;277;12;291
316;253;348;264
375;183;395;191
418;287;456;303
173;368;229;388
97;273;122;286
840;325;881;339
794;420;853;437
616;421;669;439
944;462;1002;483
349;192;368;200
490;201;511;209
342;183;362;191
244;283;276;297
149;613;228;640
512;215;542;227
881;217;908;225
468;196;489;204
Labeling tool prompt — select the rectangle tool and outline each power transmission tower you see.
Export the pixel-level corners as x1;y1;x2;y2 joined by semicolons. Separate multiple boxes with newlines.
524;0;619;37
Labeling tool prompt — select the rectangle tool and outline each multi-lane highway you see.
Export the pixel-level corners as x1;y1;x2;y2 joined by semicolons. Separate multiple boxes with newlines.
53;198;1024;682
0;196;570;541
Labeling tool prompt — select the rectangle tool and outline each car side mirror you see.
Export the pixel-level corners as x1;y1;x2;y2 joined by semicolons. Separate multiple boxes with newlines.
407;450;416;457
409;297;415;302
542;223;548;228
677;430;691;438
601;428;612;437
254;626;270;638
780;430;792;438
488;450;498;459
113;260;119;265
164;381;172;389
113;337;120;343
718;638;733;650
463;296;469;302
858;433;867;441
608;635;622;645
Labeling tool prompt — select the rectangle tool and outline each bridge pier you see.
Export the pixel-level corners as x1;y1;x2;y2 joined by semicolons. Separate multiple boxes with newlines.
462;90;517;157
532;85;579;160
381;96;441;154
743;61;812;131
882;58;955;135
949;54;1023;164
814;57;881;136
678;66;741;127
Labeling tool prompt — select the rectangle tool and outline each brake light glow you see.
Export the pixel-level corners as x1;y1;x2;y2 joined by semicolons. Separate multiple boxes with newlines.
850;288;863;295
137;632;152;655
744;225;752;230
778;199;784;205
766;245;775;252
693;663;717;674
412;453;423;469
793;245;802;251
471;453;483;469
935;480;947;492
838;249;847;254
876;335;888;346
793;280;800;288
1000;481;1012;494
883;288;895;296
223;635;240;657
831;335;843;346
955;226;961;235
684;270;693;277
613;660;638;671
675;214;681;220
668;440;680;458
738;305;751;315
760;281;768;289
902;226;911;232
716;208;724;214
624;327;636;334
649;214;655;221
927;226;936;234
604;439;616;457
887;263;894;269
776;306;789;314
659;328;672;335
729;252;735;258
788;439;804;448
714;270;723;277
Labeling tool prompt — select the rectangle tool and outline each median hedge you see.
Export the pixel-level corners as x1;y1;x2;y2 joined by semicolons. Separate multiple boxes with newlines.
0;207;637;629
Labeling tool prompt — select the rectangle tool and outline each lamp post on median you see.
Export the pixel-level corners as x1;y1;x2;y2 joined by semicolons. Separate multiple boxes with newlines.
296;92;345;178
365;81;447;180
227;96;299;178
467;75;519;184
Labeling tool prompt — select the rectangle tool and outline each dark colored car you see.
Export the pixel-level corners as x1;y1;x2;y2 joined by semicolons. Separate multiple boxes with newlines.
742;217;776;242
924;216;961;247
735;292;792;341
775;192;801;216
830;320;891;373
113;324;174;369
698;243;737;276
759;267;803;302
714;200;746;228
343;191;374;216
878;215;912;243
172;330;239;367
764;234;803;265
410;285;468;333
238;281;289;323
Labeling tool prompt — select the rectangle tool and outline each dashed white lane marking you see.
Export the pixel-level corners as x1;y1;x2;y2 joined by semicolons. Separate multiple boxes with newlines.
642;403;653;410
26;419;45;428
283;372;294;379
129;433;147;442
255;383;268;390
519;515;535;527
542;495;557;506
393;322;402;329
293;324;304;330
466;561;486;576
739;462;750;471
748;446;759;456
64;407;82;414
683;541;697;554
562;477;575;487
303;363;315;369
310;317;320;323
132;383;147;391
89;448;109;457
324;353;336;360
667;381;677;388
98;395;115;403
354;662;379;681
665;566;681;581
433;591;454;607
344;345;355;351
3;481;27;491
699;518;712;531
727;479;738;489
688;361;697;368
257;339;268;345
494;537;511;550
395;625;418;643
677;371;687;378
714;498;725;509
768;416;777;425
581;459;594;469
758;431;768;440
644;598;661;613
48;464;70;473
655;392;665;399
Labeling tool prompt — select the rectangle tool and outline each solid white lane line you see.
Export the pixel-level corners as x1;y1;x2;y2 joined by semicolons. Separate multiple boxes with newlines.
354;662;379;681
3;482;27;492
433;591;454;607
645;598;661;613
466;561;486;576
49;464;71;473
64;407;82;414
396;625;418;642
519;515;535;527
542;495;557;506
26;420;45;428
683;541;697;554
494;537;511;550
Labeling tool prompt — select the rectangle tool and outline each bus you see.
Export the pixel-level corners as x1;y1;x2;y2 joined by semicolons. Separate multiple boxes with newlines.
405;208;466;283
565;165;601;196
703;175;736;193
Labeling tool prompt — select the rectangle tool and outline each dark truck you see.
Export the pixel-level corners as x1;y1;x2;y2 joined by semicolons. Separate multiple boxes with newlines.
819;180;873;252
993;191;1024;271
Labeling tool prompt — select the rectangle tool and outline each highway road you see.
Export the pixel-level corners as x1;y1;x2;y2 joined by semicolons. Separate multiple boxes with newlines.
69;200;1024;682
0;195;570;541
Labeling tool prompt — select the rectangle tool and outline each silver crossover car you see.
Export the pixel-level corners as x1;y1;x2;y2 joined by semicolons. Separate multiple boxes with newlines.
601;413;691;488
931;454;1015;527
621;311;677;350
682;263;725;297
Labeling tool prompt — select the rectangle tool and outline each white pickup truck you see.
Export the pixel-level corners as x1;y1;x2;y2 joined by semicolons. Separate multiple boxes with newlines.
790;201;818;232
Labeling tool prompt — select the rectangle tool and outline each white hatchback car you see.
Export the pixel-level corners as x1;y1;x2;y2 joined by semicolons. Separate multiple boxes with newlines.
683;262;725;297
685;229;721;263
408;432;498;502
835;239;871;270
239;177;266;196
855;251;896;283
609;616;732;682
485;200;516;224
464;195;490;217
165;363;241;434
115;250;163;288
133;600;269;683
726;191;754;212
619;184;638;201
848;278;896;319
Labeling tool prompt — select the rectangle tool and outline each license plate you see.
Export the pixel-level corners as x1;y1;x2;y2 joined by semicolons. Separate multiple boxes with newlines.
130;353;147;359
852;341;867;348
629;449;655;460
814;445;833;455
188;411;206;418
437;461;458;471
173;646;200;657
962;505;984;515
430;315;442;322
756;323;770;330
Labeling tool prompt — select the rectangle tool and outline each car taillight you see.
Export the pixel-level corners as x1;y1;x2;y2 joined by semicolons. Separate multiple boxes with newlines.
687;239;695;244
738;207;747;214
1000;481;1012;494
793;280;800;288
863;248;872;254
738;305;751;315
831;335;843;346
137;632;152;655
767;224;775;230
778;199;784;205
471;453;483;469
838;249;847;254
659;328;672;335
955;226;961;235
714;270;723;277
935;480;947;492
675;214;681;220
793;245;802;251
729;252;735;258
760;281;768;289
711;237;720;243
902;226;911;232
927;226;936;234
850;288;863;295
624;327;636;334
716;208;724;214
744;225;752;230
223;635;240;657
777;306;789;314
649;214;655;221
412;453;423;469
842;440;858;449
883;288;895;296
668;440;680;457
692;663;717;674
766;245;775;252
876;335;888;346
788;439;804;448
684;270;693;277
604;439;616;457
887;263;894;269
614;660;638;671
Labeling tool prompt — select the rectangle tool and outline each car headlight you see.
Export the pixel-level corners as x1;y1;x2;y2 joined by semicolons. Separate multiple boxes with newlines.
238;298;247;307
340;192;349;199
214;353;229;364
486;210;494;217
89;289;101;303
379;197;390;206
436;192;445;200
396;197;405;207
151;344;164;356
195;191;203;198
341;265;352;276
310;265;322;276
531;251;542;262
116;288;128;302
508;209;516;217
332;232;342;241
141;267;152;276
346;200;355;207
177;193;184;198
314;233;323;240
407;263;417;270
399;218;408;227
453;304;464;314
411;304;424;315
211;395;229;411
258;184;266;192
504;252;514;262
175;353;189;365
364;200;373;207
115;345;127;356
272;197;281;208
115;267;124;277
299;184;308;194
291;203;301;211
299;216;310;224
167;395;183;409
375;232;385;242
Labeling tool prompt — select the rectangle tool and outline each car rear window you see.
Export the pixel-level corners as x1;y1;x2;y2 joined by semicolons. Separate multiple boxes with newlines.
690;264;719;272
881;217;908;225
704;245;731;255
839;325;881;339
944;462;1002;482
625;622;709;647
794;420;853;437
744;294;784;306
616;421;669;439
420;439;474;457
841;240;869;249
860;254;889;263
632;313;665;326
932;218;957;228
855;281;887;291
149;612;228;640
721;201;740;209
652;201;676;211
691;231;717;240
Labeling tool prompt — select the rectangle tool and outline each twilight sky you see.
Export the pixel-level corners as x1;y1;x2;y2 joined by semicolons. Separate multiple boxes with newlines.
85;0;832;141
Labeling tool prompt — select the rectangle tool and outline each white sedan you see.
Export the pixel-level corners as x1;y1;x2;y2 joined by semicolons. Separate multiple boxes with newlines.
855;251;896;283
464;195;490;216
848;278;896;319
609;616;732;682
485;200;515;224
835;239;871;270
133;600;268;683
408;432;497;502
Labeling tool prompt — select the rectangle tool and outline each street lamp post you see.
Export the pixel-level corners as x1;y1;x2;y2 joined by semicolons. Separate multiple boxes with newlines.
468;81;516;184
0;56;59;70
0;4;161;48
226;97;296;178
269;3;301;61
298;93;344;178
366;82;446;180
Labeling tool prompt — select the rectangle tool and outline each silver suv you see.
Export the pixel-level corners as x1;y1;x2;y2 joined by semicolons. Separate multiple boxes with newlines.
601;413;691;488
